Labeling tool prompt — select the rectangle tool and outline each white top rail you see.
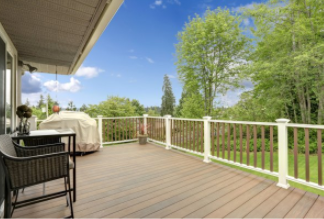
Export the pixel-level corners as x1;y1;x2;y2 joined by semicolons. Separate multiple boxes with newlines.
101;116;143;119
171;117;205;122
209;120;278;126
287;123;324;130
147;116;163;119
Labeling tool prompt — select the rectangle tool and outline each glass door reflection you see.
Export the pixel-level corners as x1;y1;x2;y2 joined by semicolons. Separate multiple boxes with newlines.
6;53;12;134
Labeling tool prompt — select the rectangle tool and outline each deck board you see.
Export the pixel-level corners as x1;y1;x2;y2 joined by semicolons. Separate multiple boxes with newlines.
11;143;323;218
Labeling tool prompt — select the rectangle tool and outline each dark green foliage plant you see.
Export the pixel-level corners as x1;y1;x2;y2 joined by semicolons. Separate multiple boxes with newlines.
161;75;175;116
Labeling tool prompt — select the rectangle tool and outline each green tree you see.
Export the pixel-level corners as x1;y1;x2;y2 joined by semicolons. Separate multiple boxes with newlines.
245;0;324;124
224;91;280;122
79;104;88;112
176;8;250;116
85;96;137;117
147;109;160;116
180;89;205;119
66;101;76;111
161;75;175;116
131;99;146;116
174;89;188;117
46;94;55;114
145;106;161;115
37;94;45;109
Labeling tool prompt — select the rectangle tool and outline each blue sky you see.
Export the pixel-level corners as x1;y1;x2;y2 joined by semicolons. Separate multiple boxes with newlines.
22;0;264;109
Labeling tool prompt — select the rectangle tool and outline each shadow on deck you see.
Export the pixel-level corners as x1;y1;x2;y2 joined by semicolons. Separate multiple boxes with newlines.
12;143;324;218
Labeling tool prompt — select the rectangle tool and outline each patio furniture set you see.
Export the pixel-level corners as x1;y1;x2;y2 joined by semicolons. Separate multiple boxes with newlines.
0;129;77;218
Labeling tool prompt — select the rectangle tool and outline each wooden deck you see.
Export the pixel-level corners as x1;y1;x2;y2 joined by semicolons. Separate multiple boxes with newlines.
12;143;324;218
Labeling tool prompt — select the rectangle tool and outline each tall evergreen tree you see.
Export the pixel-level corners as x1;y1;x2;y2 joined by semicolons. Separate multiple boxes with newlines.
161;75;175;116
25;98;30;107
37;94;45;109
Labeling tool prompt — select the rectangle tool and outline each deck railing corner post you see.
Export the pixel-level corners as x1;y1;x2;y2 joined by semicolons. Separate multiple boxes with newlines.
98;115;103;150
276;118;290;189
203;116;212;163
30;115;38;131
164;115;172;150
143;114;148;135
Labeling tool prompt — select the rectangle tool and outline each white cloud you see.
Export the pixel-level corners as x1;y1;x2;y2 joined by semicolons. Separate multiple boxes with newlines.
155;0;162;6
167;0;181;5
44;77;81;93
75;66;103;78
167;74;176;79
150;0;179;9
129;56;138;59
146;57;155;64
21;72;42;94
110;73;122;78
22;92;43;106
232;2;257;12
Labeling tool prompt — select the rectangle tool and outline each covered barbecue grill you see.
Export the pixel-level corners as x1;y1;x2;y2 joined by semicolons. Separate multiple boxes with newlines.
39;111;101;152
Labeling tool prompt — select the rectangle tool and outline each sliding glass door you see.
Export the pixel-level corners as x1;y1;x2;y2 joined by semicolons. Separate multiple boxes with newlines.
0;36;5;135
5;53;13;134
0;35;5;216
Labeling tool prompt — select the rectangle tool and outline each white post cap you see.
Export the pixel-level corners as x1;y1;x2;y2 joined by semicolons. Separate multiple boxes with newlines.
143;114;148;117
164;115;172;118
97;115;103;118
275;118;290;123
203;116;212;120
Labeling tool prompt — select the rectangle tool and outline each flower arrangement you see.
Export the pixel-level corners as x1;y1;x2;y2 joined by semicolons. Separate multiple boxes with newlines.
139;123;149;135
138;123;150;145
16;105;33;134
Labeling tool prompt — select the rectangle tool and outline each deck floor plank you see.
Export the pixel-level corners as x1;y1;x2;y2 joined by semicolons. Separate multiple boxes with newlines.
305;196;324;218
264;188;306;218
244;187;294;218
223;182;281;218
10;143;322;218
284;191;318;218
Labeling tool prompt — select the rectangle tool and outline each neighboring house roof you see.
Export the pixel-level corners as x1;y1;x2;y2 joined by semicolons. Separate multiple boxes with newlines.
0;0;123;75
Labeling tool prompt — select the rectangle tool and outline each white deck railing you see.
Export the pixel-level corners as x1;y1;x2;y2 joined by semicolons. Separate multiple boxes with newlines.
33;114;324;192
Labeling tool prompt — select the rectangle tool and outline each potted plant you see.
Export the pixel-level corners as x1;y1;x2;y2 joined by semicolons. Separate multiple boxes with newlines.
16;105;33;134
138;123;148;145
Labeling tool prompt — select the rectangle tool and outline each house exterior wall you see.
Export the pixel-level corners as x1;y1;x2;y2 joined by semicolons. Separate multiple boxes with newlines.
0;22;18;218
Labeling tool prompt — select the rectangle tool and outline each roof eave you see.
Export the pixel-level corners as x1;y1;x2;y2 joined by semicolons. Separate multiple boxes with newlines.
69;0;124;75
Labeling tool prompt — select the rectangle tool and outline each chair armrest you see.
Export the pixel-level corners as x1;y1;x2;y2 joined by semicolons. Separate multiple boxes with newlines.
13;141;65;157
1;152;70;190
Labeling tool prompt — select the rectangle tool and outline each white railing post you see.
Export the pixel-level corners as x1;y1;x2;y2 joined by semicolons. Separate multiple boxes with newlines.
164;115;172;150
143;114;148;134
97;115;103;150
29;115;37;131
276;118;290;189
203;116;212;163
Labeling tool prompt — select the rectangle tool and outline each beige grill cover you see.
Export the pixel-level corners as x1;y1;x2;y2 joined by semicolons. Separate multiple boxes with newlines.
39;111;100;152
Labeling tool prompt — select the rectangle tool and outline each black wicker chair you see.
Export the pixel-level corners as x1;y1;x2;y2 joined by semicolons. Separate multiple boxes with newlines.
22;136;62;147
0;134;74;218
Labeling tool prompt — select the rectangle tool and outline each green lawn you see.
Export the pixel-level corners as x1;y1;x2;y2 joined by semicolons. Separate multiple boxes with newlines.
197;150;324;196
209;150;322;184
